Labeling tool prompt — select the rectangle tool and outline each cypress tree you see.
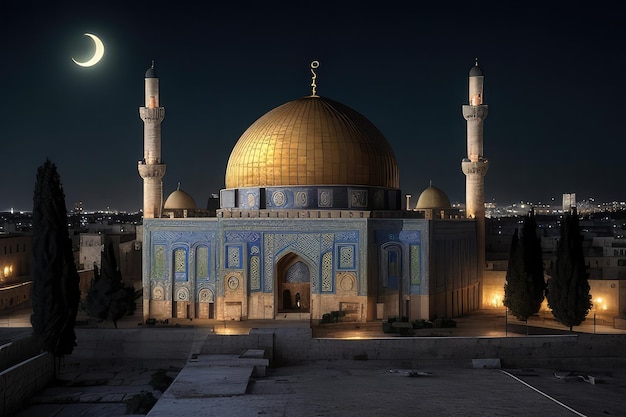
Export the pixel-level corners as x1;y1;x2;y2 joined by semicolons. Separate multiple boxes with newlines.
503;210;545;321
30;159;80;357
86;240;137;328
547;208;592;331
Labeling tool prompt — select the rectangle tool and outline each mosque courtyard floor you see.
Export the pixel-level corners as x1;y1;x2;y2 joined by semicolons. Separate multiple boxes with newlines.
2;303;626;416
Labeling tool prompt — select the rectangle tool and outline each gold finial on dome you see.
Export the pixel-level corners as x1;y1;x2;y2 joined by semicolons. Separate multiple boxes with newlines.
310;60;320;97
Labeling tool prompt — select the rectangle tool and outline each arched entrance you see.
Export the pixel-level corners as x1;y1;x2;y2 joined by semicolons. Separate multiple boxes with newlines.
276;253;310;313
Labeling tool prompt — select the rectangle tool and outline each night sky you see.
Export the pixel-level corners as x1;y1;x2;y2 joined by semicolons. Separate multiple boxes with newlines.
2;2;624;212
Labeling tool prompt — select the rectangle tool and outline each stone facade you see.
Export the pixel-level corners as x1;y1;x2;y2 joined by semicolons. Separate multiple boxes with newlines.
142;214;478;322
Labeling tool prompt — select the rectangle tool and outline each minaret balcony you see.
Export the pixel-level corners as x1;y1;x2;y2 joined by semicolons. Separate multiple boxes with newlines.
138;162;166;179
140;107;165;122
462;105;488;120
461;158;489;176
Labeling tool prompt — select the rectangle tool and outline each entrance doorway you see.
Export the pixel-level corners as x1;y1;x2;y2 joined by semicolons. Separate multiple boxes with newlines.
276;253;310;313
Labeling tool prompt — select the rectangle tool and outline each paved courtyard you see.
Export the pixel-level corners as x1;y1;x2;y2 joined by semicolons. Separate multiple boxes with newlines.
3;303;626;416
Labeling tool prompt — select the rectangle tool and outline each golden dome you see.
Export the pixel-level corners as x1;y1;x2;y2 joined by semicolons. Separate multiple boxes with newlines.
225;96;399;189
164;186;197;210
415;185;451;209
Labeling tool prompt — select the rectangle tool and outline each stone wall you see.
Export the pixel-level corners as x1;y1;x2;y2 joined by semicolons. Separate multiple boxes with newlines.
0;352;54;416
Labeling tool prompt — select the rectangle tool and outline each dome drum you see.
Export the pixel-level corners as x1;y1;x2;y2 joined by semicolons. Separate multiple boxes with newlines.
220;185;401;211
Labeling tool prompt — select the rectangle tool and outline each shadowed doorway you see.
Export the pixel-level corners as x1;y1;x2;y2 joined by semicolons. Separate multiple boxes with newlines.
277;253;310;313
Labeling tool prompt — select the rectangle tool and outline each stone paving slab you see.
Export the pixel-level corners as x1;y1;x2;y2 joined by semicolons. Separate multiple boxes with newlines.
160;362;253;399
15;402;128;417
149;361;626;417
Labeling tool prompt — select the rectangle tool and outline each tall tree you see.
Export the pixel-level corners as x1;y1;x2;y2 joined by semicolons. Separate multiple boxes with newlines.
503;210;545;321
547;208;592;331
30;159;80;357
86;240;137;328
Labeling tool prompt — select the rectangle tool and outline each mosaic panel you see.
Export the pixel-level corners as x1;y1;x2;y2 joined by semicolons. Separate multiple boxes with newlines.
152;285;164;300
227;245;242;269
196;246;209;279
176;287;189;301
386;246;401;290
271;190;286;207
151;244;165;279
373;189;384;208
275;234;297;250
410;244;421;285
321;251;333;292
264;234;274;292
285;261;310;283
399;230;421;244
349;189;368;208
174;248;187;281
318;189;333;207
335;231;358;242
338;245;355;269
250;255;261;290
322;233;334;252
295;191;308;207
225;232;260;243
198;288;214;303
296;234;319;256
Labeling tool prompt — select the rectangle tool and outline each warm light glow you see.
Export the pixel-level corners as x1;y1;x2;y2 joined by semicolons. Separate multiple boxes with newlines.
592;296;608;312
213;326;250;335
487;291;504;308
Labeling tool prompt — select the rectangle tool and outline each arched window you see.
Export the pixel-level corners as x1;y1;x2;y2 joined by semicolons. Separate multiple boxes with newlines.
173;247;188;281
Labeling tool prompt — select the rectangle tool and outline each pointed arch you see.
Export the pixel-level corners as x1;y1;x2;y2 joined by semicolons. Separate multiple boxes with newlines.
275;252;311;313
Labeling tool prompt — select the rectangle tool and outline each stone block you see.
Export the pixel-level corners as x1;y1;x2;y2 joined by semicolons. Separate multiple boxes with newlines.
472;358;501;369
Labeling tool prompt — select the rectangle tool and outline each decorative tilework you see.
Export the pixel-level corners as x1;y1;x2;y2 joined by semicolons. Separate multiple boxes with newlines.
272;191;286;207
151;245;165;279
285;261;310;283
264;234;274;292
321;251;333;292
399;230;421;244
349;189;368;208
227;245;241;269
338;245;355;269
335;231;358;242
174;249;185;272
198;288;214;303
322;233;334;252
196;246;209;279
250;256;261;290
225;232;260;243
295;191;307;207
387;246;401;290
152;285;164;300
176;287;189;301
174;248;188;281
410;244;421;285
318;189;332;207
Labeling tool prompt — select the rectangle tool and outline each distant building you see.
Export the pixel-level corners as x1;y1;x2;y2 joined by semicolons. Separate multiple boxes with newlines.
563;193;576;211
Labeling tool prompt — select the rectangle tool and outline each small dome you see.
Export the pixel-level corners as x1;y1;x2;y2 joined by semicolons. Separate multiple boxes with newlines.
164;186;197;210
469;59;483;77
145;62;157;78
415;185;451;209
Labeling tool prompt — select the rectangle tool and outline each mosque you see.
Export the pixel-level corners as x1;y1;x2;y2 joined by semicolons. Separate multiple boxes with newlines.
138;60;488;323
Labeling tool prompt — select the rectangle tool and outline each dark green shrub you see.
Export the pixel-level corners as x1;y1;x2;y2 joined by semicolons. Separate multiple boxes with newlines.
433;317;457;328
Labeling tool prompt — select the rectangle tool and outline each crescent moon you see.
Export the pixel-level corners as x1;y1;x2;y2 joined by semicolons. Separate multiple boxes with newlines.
72;33;104;67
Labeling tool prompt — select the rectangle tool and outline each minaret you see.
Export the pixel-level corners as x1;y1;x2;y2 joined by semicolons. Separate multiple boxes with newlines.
138;62;166;219
461;59;489;273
